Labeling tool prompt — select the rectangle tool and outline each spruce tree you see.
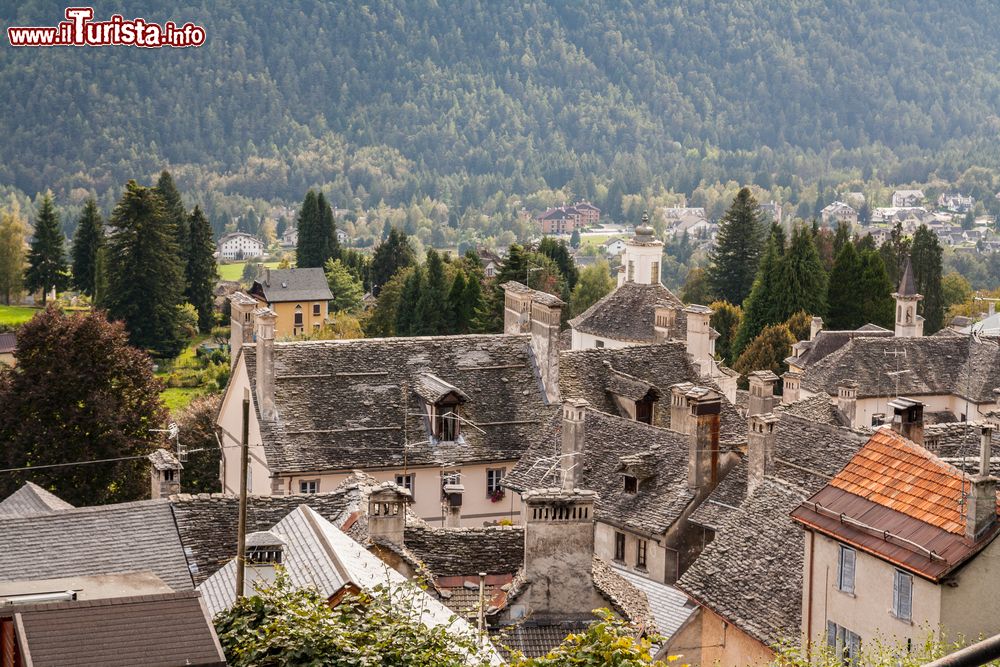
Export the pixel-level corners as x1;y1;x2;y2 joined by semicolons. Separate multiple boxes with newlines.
71;198;103;297
826;241;863;330
832;221;852;259
475;243;528;333
295;190;321;268
462;268;483;332
706;187;767;305
447;269;469;333
732;225;785;358
372;227;416;294
104;180;186;358
878;222;910;287
395;267;422;336
858;250;894;329
185;206;218;332
317;191;341;267
155;171;188;280
774;224;827;321
415;249;448;335
25;193;69;304
910;225;945;334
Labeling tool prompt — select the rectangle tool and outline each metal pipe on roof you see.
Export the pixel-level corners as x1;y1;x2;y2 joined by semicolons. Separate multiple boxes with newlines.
921;632;1000;667
236;392;250;601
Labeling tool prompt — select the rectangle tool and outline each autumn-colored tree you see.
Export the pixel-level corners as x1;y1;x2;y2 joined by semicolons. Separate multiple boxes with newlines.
0;307;167;505
734;323;796;387
784;310;812;342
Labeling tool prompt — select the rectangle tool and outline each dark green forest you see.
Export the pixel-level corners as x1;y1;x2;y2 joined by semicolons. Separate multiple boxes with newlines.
4;0;1000;219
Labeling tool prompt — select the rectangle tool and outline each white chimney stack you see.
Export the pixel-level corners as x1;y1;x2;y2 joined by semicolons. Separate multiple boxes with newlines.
254;307;278;422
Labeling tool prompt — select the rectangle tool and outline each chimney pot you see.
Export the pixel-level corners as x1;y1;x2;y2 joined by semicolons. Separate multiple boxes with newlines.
254;308;278;422
747;413;779;496
836;380;859;427
686;387;722;491
561;399;588;491
781;371;802;405
888;396;924;446
965;426;997;541
810;317;823;341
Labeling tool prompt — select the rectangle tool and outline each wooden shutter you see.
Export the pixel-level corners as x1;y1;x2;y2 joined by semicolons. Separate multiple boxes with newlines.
826;621;837;649
839;546;855;593
848;631;861;663
895;570;912;620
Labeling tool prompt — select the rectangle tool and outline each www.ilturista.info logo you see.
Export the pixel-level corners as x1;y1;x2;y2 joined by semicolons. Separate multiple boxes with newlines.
7;7;206;47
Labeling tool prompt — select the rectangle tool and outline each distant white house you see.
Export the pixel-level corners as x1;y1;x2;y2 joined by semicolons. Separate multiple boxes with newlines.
336;228;348;245
820;201;858;227
218;232;266;260
937;192;974;213
603;238;626;256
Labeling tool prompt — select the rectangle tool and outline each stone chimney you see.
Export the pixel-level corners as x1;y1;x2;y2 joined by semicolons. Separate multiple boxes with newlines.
254;307;278;422
888;396;924;446
560;399;588;491
669;382;695;434
148;448;182;499
747;413;779;496
686;387;722;492
965;426;997;541
685;304;715;377
781;371;802;405
442;477;464;528
810;317;823;341
502;281;563;403
521;486;601;621
228;292;259;368
653;306;678;344
747;370;779;416
836;380;858;427
369;483;412;545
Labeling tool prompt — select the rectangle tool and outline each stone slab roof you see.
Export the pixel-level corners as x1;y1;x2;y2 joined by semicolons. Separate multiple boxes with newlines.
505;408;698;536
403;524;524;577
0;500;194;591
677;479;812;647
5;591;226;667
558;344;747;447
243;334;555;474
612;566;695;640
775;393;846;427
800;335;1000;402
679;414;867;646
568;282;686;343
169;487;361;585
0;482;74;517
250;267;333;303
0;332;15;354
494;621;589;659
789;327;892;369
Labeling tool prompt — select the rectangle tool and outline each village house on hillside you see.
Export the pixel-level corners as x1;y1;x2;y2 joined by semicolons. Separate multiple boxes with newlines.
217;231;266;260
535;201;601;235
820;201;858;227
230;267;333;341
891;189;925;207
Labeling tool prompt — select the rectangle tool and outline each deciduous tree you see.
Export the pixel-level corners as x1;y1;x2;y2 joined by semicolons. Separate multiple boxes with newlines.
709;300;742;365
325;258;364;313
0;207;27;305
0;307;167;505
570;260;614;317
734;323;796;386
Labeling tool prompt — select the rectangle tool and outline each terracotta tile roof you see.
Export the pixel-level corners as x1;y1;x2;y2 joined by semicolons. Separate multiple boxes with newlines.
827;428;997;534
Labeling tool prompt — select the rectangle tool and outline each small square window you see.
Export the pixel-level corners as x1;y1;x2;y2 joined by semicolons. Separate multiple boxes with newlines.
300;480;318;494
595;340;605;349
163;469;175;482
614;532;626;562
623;475;638;494
395;473;415;497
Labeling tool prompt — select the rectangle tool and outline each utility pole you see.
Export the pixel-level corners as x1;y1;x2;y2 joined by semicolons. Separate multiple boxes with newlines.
235;389;250;600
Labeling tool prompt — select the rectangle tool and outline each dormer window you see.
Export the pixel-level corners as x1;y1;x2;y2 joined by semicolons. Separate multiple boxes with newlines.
623;475;638;494
415;373;469;443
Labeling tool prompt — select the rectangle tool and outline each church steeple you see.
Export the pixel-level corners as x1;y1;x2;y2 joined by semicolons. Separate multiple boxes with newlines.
892;256;923;337
617;211;663;287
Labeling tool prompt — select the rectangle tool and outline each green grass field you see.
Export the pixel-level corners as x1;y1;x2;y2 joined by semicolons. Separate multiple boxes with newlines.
157;333;213;412
217;261;282;282
0;305;39;326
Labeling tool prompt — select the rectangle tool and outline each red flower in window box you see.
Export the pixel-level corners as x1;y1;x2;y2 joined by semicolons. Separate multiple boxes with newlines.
489;487;506;503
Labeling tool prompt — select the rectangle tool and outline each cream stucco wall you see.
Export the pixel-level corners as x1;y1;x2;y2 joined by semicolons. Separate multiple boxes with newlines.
694;606;774;667
799;389;993;430
0;351;13;366
570;329;636;351
218;355;523;525
939;537;1000;642
594;522;670;583
268;300;328;338
802;531;941;651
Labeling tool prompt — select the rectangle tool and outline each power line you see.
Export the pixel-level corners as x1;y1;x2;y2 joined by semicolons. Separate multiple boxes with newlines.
0;448;216;475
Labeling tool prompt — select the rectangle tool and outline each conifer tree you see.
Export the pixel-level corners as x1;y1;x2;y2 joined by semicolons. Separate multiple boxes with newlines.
774;224;827;321
538;237;579;289
71;198;103;297
185;206;218;332
858;250;895;329
371;227;416;294
878;222;910;287
732;224;785;358
832;221;852;259
447;270;469;333
827;241;863;330
295;190;322;268
707;187;767;305
474;243;527;333
461;268;482;331
910;225;945;334
155;171;188;280
415;249;448;335
395;267;422;336
104;180;186;358
25;193;69;304
316;191;341;267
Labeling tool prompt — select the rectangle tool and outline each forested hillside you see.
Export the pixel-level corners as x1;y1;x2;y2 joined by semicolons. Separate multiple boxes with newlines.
4;0;1000;216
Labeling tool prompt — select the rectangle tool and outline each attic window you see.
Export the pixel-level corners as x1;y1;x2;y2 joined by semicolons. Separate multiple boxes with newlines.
432;402;461;441
623;475;638;494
